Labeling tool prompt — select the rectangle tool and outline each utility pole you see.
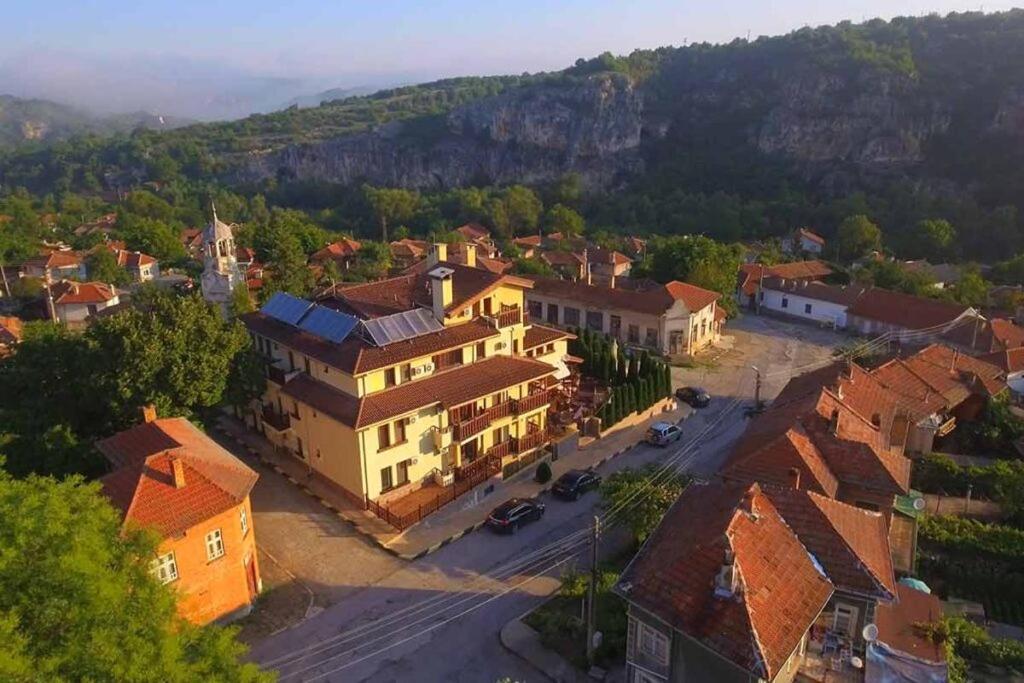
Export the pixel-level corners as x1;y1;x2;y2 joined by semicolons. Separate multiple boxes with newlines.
751;365;762;411
586;515;601;666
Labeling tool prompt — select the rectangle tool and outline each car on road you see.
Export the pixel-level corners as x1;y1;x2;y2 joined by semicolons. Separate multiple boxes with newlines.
486;498;545;534
646;421;683;447
675;386;711;408
551;469;602;501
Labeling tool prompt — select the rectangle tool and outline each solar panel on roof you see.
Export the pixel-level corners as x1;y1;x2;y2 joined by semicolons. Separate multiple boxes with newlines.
261;292;312;326
362;308;443;347
298;305;359;344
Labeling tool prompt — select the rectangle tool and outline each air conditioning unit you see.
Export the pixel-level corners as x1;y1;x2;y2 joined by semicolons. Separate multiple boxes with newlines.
423;362;435;372
410;458;419;465
412;366;424;376
496;341;508;350
408;415;417;424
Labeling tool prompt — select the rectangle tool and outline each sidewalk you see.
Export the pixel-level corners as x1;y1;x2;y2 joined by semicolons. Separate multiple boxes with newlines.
500;618;589;683
217;399;689;561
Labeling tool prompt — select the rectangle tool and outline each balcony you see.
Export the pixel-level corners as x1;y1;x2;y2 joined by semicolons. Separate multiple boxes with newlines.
485;439;514;460
485;399;513;422
495;306;523;328
451;411;490;442
514;389;550;415
514;428;548;454
266;363;289;385
261;405;292;433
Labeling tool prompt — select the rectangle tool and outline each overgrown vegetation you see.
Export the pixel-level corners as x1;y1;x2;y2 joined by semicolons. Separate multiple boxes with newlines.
922;616;1024;682
912;453;1024;520
599;465;689;544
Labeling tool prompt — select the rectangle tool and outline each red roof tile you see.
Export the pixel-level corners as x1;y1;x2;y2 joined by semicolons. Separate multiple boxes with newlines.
874;585;946;663
847;289;973;330
0;316;23;346
761;277;866;306
98;418;258;537
901;344;1006;406
618;482;833;680
523;323;575;351
454;223;491;241
798;228;825;245
52;281;118;305
980;347;1024;374
24;250;83;269
529;277;718;316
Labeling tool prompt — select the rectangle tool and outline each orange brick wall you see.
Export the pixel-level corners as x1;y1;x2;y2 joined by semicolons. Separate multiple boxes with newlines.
160;496;261;625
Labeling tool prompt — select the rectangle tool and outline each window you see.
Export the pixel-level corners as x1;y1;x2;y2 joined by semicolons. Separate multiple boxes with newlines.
151;552;179;584
610;315;622;338
781;297;789;309
291;400;300;418
628;324;640;343
205;529;225;561
432;349;463;370
380;466;394;492
645;328;658;348
378;424;391;450
546;303;559;324
637;622;669;665
288;350;295;370
240;507;249;537
394;418;408;444
396;459;410;486
476;341;486;360
759;290;765;301
833;603;859;636
804;303;812;314
400;363;412;382
303;356;311;374
586;310;603;331
564;307;580;326
528;300;543;318
384;367;397;387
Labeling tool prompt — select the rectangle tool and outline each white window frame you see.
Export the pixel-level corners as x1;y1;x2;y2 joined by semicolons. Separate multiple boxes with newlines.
638;622;669;666
240;507;249;537
633;668;665;683
205;528;225;561
833;602;859;636
151;552;179;584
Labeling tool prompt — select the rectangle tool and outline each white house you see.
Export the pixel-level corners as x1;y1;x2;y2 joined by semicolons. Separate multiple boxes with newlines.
50;281;120;328
757;277;866;328
782;228;826;256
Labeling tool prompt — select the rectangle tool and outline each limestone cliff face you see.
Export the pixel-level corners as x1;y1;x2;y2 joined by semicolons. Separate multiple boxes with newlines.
235;73;644;190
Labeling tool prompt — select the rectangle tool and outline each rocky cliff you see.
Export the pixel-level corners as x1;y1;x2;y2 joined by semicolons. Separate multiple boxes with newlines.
234;73;644;190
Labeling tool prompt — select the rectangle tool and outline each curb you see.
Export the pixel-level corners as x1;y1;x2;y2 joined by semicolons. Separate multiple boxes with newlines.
217;422;644;563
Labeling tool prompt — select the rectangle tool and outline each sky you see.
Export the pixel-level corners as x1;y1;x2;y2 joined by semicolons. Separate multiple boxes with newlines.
1;0;1019;119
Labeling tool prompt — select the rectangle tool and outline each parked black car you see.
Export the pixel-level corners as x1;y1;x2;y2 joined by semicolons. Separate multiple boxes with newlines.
676;386;711;408
551;469;602;501
486;498;545;534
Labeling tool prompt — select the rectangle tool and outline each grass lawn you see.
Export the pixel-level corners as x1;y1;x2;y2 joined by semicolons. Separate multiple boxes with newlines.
523;553;631;671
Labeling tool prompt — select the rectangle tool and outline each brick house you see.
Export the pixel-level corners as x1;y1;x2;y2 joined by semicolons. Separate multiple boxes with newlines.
98;411;261;625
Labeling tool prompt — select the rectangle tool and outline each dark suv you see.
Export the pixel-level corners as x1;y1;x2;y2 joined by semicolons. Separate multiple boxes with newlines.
676;386;711;408
486;498;545;534
551;469;602;501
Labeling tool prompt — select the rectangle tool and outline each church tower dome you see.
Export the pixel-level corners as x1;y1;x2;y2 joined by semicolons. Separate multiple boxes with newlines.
200;204;243;313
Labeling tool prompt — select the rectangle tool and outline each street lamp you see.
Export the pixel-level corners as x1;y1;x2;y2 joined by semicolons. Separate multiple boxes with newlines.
750;365;762;411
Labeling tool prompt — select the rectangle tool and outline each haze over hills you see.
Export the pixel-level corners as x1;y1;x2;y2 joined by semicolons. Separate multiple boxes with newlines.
3;11;1024;261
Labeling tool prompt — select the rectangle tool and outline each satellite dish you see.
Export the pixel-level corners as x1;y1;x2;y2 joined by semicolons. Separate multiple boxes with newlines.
862;623;879;642
913;497;927;511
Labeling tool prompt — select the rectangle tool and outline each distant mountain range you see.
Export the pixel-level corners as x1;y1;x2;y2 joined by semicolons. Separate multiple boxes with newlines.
279;86;382;110
0;95;193;147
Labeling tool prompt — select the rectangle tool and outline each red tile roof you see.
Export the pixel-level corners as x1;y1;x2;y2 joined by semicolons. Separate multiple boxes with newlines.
513;235;543;248
454;223;491;242
111;248;157;269
389;239;430;260
765;487;896;600
0;316;23;347
618;481;833;681
737;260;833;296
847;288;973;330
761;277;867;306
281;355;555;429
52;281;118;305
529;277;718;316
311;239;362;263
980;347;1024;374
242;312;499;376
798;228;825;245
874;585;946;663
524;323;575;351
588;247;632;266
541;250;585;268
97;418;258;537
24;250;83;269
901;344;1006;404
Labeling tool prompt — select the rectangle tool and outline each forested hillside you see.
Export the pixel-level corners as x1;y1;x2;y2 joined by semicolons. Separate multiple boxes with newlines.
3;11;1024;261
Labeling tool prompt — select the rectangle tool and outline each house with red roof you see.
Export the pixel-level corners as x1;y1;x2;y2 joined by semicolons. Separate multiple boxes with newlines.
736;260;834;309
453;223;497;257
50;280;120;328
21;250;87;281
0;316;23;357
783;227;827;256
310;238;362;271
98;409;261;625
525;276;722;356
105;246;159;282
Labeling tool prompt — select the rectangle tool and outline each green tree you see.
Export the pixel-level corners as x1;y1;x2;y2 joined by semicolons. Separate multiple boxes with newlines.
634;235;744;316
835;214;882;262
0;472;271;682
543;203;584;237
950;268;989;307
363;185;421;242
229;283;255;317
84;248;131;287
488;186;542;239
264;233;314;299
599;465;689;543
913;218;957;260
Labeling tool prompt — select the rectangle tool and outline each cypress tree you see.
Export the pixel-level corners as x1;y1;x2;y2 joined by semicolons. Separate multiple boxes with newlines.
663;364;673;398
640;378;651;410
627;354;639;381
616;350;628;385
626;382;637;415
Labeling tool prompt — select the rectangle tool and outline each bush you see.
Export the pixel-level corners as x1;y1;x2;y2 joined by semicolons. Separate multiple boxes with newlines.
920;515;1024;560
536;461;552;484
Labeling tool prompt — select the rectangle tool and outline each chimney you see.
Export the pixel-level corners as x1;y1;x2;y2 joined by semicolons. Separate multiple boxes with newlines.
170;455;186;489
429;243;448;268
871;413;882;427
788;467;802;490
951;348;959;372
141;404;158;423
714;545;741;598
430;266;454;323
609;274;616;289
464;243;476;269
830;408;840;436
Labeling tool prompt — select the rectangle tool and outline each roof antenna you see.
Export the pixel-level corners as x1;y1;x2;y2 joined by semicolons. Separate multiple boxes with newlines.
211;202;218;223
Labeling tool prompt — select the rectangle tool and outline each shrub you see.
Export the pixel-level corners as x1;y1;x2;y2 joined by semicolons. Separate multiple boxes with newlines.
536;461;552;484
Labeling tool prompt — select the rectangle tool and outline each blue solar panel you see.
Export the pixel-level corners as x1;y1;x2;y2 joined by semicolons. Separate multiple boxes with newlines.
298;305;359;344
260;292;313;326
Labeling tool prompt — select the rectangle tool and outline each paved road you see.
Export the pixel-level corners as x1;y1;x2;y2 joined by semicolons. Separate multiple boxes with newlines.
248;314;845;682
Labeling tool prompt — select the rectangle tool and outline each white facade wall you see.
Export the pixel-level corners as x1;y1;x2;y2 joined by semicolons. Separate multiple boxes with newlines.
55;295;120;327
759;288;849;328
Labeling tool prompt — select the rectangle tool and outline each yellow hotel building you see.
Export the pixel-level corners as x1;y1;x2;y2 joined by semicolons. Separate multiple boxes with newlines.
241;244;572;521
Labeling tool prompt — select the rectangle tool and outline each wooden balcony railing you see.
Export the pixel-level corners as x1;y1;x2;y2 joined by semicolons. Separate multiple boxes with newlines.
454;453;501;483
514;389;550;415
261;405;292;432
485;439;514;460
485;400;513;422
514;428;548;454
266;363;289;385
451;411;490;442
496;306;522;328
